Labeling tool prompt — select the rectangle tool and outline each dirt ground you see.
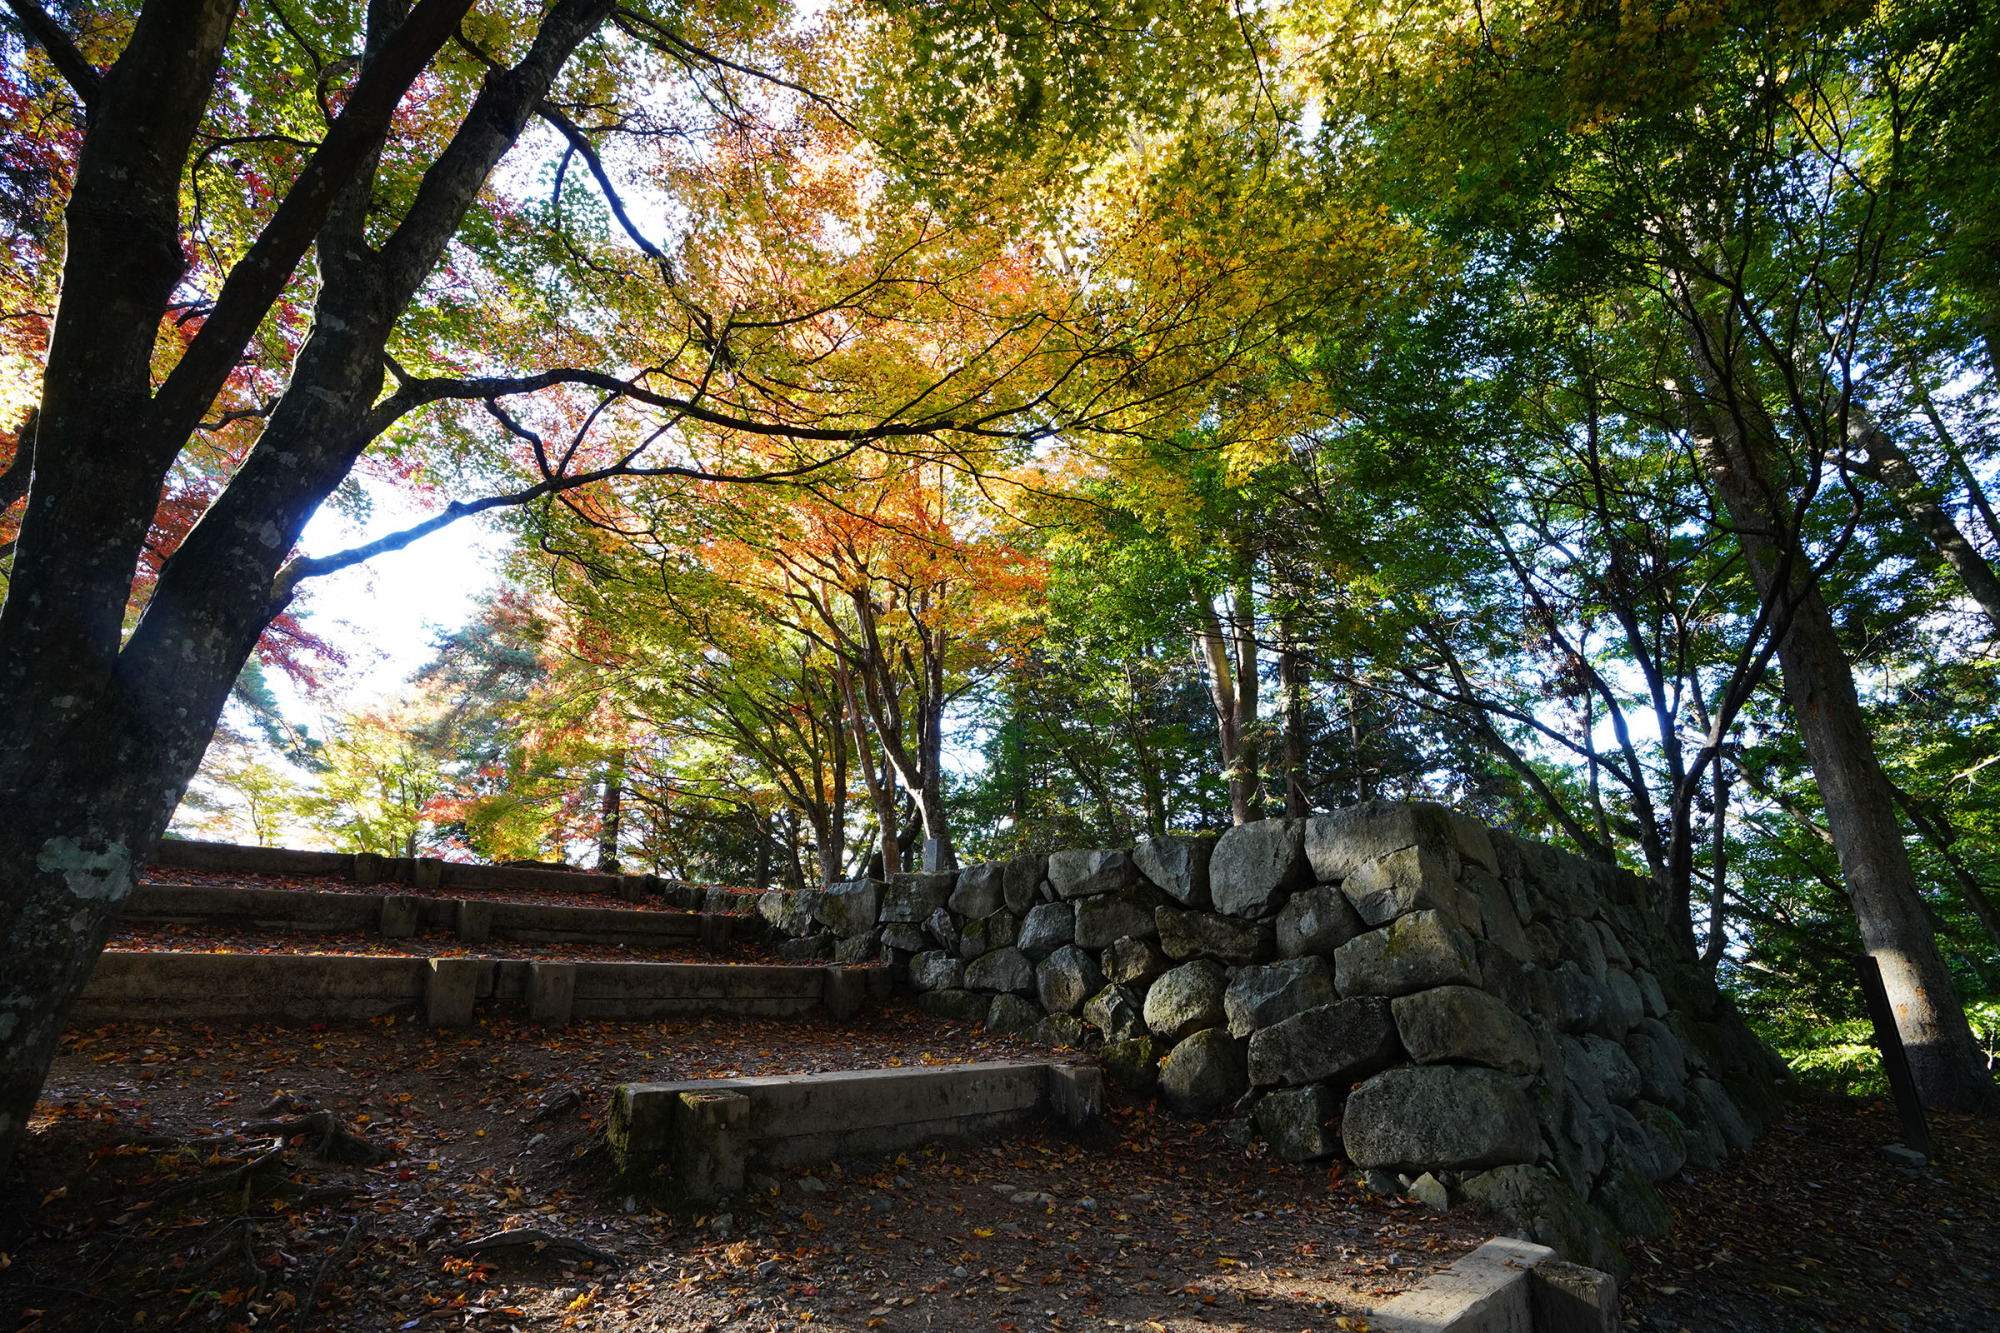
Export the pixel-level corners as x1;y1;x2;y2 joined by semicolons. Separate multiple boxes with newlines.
6;997;1996;1333
3;1004;1493;1333
1624;1092;2000;1332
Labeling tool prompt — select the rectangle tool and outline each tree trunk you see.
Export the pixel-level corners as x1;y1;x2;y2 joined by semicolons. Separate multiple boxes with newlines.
1279;634;1309;818
1684;344;1996;1111
596;753;624;873
1848;405;2000;633
0;0;609;1169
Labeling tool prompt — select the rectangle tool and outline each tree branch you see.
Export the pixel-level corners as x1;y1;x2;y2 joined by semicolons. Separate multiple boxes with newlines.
4;0;100;105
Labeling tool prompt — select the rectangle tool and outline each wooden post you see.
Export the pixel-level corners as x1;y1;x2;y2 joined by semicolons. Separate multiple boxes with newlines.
1854;953;1935;1160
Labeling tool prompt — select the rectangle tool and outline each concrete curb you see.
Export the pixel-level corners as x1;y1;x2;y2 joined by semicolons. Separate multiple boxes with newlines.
75;952;884;1027
1369;1236;1617;1332
607;1060;1104;1198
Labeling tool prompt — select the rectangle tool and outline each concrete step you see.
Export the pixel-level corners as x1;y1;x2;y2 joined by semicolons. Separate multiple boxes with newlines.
75;951;883;1026
607;1060;1104;1198
125;882;733;948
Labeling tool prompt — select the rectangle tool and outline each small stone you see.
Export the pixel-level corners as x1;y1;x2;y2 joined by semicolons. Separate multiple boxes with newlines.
1405;1172;1450;1212
1209;819;1311;918
1391;984;1542;1075
1100;1037;1159;1092
1342;1066;1540;1172
1879;1143;1928;1167
1332;909;1481;997
1016;902;1076;960
958;909;1020;961
1142;959;1229;1042
1101;936;1169;984
1224;1116;1257;1148
964;946;1036;995
1157;1027;1248;1115
1131;833;1217;908
916;988;989;1023
1082;983;1146;1044
1035;944;1104;1015
949;862;1007;919
1362;1168;1401;1197
986;993;1043;1035
1074;884;1166;948
909;950;964;992
1275;887;1363;958
1244;997;1399;1088
1156;905;1273;964
1223;957;1337;1037
1252;1084;1340;1162
1048;848;1139;900
925;907;959;952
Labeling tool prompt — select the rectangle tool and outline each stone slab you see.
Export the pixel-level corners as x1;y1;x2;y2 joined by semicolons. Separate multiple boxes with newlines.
1370;1236;1558;1333
608;1060;1098;1179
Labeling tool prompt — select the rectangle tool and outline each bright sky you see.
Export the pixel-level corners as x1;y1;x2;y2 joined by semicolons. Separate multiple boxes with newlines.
269;483;512;732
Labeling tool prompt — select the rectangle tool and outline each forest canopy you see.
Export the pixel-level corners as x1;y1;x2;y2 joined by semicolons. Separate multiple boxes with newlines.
1;0;1997;1162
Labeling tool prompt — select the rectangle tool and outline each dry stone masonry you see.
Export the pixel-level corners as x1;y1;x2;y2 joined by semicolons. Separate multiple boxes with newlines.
756;800;1791;1273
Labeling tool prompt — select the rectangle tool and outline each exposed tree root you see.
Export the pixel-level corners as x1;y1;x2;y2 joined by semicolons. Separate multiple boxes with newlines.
236;1110;387;1164
450;1227;621;1268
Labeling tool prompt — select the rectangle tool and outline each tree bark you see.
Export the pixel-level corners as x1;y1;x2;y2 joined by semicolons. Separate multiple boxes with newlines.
1683;333;1996;1112
0;0;611;1169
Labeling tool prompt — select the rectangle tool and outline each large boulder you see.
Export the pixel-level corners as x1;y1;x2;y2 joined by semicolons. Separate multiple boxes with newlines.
1142;959;1229;1042
1549;962;1608;1033
882;873;954;923
1391;985;1542;1075
964;946;1036;995
1036;945;1104;1015
1344;1066;1539;1172
958;909;1020;961
1304;801;1455;883
1223;957;1337;1038
1033;1013;1088;1050
1623;1018;1688;1107
1101;935;1169;985
1592;1153;1673;1239
986;993;1044;1036
1156;905;1272;965
1275;887;1363;958
949;862;1007;919
909;950;965;992
1340;847;1469;928
1578;1033;1642;1104
1075;884;1166;948
1082;983;1147;1045
880;922;928;954
833;935;878;965
1016;902;1076;961
758;888;822;937
1132;833;1217;908
1459;1165;1629;1278
817;879;884;937
916;988;989;1023
925;907;960;953
1003;852;1048;915
1209;819;1310;918
1332;910;1481;997
1687;1078;1754;1153
1629;1101;1690;1180
1101;1036;1160;1092
1598;968;1646;1037
1446;810;1499;875
1157;1028;1247;1115
1245;996;1399;1088
1253;1085;1339;1162
1462;865;1534;958
1048;849;1139;900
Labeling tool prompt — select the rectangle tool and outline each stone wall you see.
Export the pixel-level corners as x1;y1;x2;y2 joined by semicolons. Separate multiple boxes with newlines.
755;800;1791;1273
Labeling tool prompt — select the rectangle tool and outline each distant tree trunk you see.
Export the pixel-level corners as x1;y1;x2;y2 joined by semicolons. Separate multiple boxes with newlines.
1278;627;1310;819
754;818;772;892
595;752;624;873
1123;664;1168;839
1847;405;2000;633
839;669;898;883
1684;325;1996;1112
1701;756;1730;968
1193;573;1262;825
